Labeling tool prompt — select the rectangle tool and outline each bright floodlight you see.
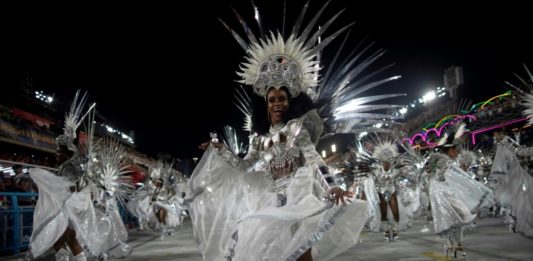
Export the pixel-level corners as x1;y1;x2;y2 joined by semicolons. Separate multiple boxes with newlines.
331;144;336;153
422;91;436;103
322;150;327;158
399;107;408;114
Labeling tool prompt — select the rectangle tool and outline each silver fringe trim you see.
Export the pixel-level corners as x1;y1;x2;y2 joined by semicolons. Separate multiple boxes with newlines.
285;205;349;261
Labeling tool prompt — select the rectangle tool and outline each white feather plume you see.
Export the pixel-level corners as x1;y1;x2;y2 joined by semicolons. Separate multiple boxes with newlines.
454;123;466;142
437;122;466;147
63;90;87;140
243;114;252;132
522;92;533;125
234;85;253;132
437;133;448;146
63;91;97;141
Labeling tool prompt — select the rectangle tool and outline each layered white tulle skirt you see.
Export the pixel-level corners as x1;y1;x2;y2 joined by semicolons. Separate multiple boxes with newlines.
187;147;368;261
29;168;72;258
153;197;186;228
29;168;130;258
507;165;533;238
429;165;494;235
126;189;152;223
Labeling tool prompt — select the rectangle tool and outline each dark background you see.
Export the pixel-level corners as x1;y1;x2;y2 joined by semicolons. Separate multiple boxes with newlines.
1;0;531;158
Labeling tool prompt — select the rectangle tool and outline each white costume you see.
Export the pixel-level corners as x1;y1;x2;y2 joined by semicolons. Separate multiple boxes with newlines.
187;1;406;259
29;92;132;261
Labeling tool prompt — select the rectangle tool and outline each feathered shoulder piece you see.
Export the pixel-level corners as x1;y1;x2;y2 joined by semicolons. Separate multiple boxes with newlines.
335;141;374;187
92;138;133;203
397;141;427;172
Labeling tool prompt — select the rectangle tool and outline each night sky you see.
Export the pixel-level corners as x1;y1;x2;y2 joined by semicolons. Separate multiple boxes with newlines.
2;0;532;159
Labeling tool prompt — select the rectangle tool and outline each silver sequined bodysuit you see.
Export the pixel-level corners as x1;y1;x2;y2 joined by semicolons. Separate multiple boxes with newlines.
373;166;399;200
219;112;330;194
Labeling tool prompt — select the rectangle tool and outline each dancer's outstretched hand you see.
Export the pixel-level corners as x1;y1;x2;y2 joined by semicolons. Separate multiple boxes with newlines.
198;141;222;150
328;187;354;206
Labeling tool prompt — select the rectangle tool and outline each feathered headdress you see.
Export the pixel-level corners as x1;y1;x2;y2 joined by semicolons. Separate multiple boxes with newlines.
371;140;399;163
456;148;478;169
237;32;320;98
437;122;467;148
149;160;177;194
222;0;405;135
57;90;96;152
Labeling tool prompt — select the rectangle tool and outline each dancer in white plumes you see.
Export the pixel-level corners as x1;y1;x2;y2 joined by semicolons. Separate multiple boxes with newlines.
188;0;406;259
28;91;133;261
494;64;533;238
28;91;94;261
427;123;494;258
147;162;186;240
371;140;402;241
193;100;368;260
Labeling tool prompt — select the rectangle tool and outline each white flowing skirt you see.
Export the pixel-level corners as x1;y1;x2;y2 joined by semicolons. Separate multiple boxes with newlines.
187;147;368;261
29;168;130;258
509;167;533;238
29;168;73;258
429;165;494;235
153;197;185;228
65;191;130;258
126;189;152;223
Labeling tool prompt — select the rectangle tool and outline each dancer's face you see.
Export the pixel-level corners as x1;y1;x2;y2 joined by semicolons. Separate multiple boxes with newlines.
266;88;289;125
382;161;391;171
56;146;72;165
494;131;504;141
446;146;458;159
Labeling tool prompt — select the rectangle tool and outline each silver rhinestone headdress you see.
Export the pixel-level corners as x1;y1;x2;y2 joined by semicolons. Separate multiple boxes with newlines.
237;33;319;98
254;55;302;97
